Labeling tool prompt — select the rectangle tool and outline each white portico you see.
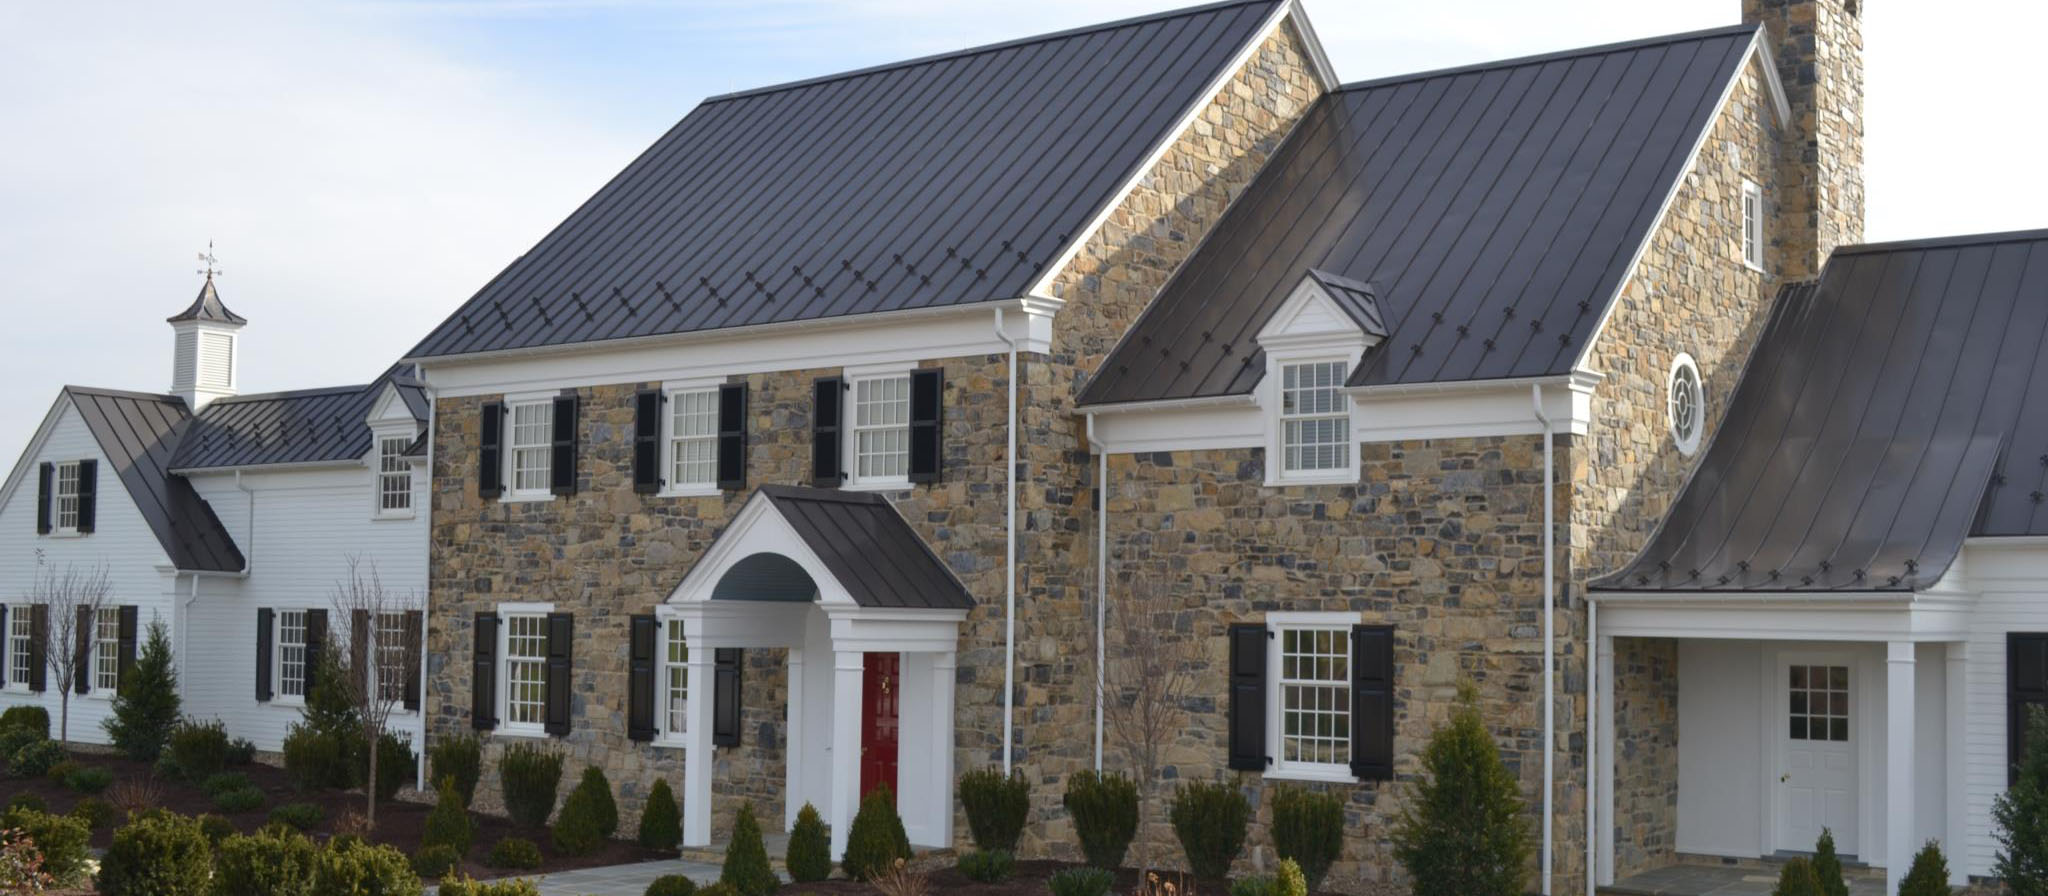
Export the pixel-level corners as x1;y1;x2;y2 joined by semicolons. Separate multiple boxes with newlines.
665;485;970;858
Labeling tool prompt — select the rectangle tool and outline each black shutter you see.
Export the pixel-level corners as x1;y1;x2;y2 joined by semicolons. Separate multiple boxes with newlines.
908;369;944;483
478;402;504;499
717;383;748;491
1227;624;1268;771
627;615;658;742
2013;633;2048;785
550;395;579;496
115;605;137;689
545;612;574;736
1351;625;1396;781
304;608;327;694
74;459;96;534
351;610;371;695
73;607;91;695
713;648;742;747
471;614;498;730
633;390;663;495
28;605;47;693
255;608;274;702
402;611;423;711
812;377;843;487
35;463;51;534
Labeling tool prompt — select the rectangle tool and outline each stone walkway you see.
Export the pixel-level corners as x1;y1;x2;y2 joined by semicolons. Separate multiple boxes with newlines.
1605;861;1887;896
430;859;728;896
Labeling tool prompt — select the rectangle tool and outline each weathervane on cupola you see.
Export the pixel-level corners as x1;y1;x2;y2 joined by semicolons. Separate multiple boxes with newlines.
167;241;248;411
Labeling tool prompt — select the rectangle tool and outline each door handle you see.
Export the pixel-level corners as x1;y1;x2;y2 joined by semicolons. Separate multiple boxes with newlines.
1780;773;1790;783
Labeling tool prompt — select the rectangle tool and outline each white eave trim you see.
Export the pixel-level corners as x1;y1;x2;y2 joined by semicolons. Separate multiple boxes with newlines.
172;459;365;476
1079;393;1258;416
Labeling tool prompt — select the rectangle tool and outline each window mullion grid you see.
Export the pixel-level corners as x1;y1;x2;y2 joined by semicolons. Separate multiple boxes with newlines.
853;376;910;481
1277;626;1351;770
661;618;687;737
669;390;718;489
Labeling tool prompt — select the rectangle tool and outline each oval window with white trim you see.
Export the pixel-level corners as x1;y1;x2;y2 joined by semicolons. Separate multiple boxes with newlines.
1667;352;1704;456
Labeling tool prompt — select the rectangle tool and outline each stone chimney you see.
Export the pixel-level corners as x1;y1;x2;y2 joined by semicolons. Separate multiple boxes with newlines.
167;271;247;411
1744;0;1866;278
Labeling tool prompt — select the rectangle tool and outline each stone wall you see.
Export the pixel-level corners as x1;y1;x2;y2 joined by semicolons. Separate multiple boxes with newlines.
1610;637;1680;878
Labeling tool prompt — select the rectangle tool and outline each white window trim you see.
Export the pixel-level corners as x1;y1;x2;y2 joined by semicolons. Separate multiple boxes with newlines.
660;379;724;498
502;397;555;502
86;607;120;699
652;607;690;748
271;609;311;707
842;365;914;491
1264;611;1361;784
496;602;553;738
1262;351;1363;487
49;460;82;537
368;610;414;713
1741;179;1766;273
371;428;417;520
5;604;32;692
1668;352;1705;457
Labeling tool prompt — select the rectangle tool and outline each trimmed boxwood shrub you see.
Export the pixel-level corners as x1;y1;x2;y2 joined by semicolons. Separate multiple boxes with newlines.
440;875;542;896
1170;779;1250;879
424;777;474;854
1;806;90;887
840;785;912;882
429;732;483;808
411;843;462;880
227;737;258;765
63;764;114;794
0;706;49;740
213;824;320;896
1047;866;1115;896
368;733;416;802
8;739;66;778
98;810;213;896
43;759;81;783
1063;770;1138;870
213;786;267;813
269;801;325;831
1270;785;1344;890
1898;841;1951;896
786;801;831;882
499;743;563;829
281;724;353;792
957;848;1016;882
196;813;238;845
719;803;776;896
68;796;115;830
486;836;543;870
551;766;617;856
696;885;739;896
162;718;232;784
644;875;697;896
313;837;420;895
202;771;254;797
4;793;41;813
959;767;1029;852
639;778;682;850
1772;857;1823;896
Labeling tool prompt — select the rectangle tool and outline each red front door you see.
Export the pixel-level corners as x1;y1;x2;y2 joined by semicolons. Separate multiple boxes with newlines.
860;652;900;803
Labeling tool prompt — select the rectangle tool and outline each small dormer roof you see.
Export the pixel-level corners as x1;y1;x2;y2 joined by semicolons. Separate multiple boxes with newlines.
1303;269;1387;338
166;275;246;326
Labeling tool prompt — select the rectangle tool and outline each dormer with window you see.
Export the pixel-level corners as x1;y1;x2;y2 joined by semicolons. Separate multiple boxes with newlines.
1255;270;1385;487
364;382;425;519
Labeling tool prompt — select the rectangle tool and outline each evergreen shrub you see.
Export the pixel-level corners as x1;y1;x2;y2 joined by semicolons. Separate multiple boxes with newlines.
1169;779;1250;879
498;743;563;829
785;801;831;882
486;837;543;870
1270;785;1344;891
638;778;682;851
212;824;319;896
841;785;912;882
104;620;181;761
1389;683;1532;896
719;802;776;896
429;732;483;807
958;767;1029;852
97;810;212;896
1062;770;1138;870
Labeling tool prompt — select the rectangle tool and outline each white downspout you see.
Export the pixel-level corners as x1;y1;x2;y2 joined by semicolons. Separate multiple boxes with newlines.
234;469;255;577
1585;595;1599;896
1531;383;1555;896
993;308;1020;775
416;386;436;792
1086;413;1105;772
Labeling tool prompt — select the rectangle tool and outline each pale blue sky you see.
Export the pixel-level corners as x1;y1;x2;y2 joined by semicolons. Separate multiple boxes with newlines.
1;0;2039;458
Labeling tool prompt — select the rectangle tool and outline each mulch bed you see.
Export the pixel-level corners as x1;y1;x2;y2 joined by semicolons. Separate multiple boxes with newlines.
0;747;667;881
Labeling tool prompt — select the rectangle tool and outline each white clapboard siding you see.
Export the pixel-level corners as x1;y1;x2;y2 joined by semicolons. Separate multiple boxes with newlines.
1958;545;2048;879
184;461;428;753
0;400;177;744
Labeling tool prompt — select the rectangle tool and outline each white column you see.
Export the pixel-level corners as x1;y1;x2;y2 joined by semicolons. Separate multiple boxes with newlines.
830;650;866;860
930;651;958;848
1945;642;1970;886
1596;634;1616;886
786;647;806;832
1885;641;1916;894
682;644;717;847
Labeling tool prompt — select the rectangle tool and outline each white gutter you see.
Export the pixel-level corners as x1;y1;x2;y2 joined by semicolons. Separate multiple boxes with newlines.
416;384;437;792
1086;413;1106;772
993;308;1020;775
1531;383;1555;896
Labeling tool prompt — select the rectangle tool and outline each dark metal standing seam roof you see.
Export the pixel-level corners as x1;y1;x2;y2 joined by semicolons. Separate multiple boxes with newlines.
754;485;975;610
165;276;246;325
404;0;1286;361
1080;24;1760;405
170;369;426;470
63;388;244;573
1594;230;2048;593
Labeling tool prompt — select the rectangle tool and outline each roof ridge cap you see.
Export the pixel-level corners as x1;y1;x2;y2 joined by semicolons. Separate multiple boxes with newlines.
62;385;185;404
1336;22;1760;93
203;383;375;405
703;0;1277;104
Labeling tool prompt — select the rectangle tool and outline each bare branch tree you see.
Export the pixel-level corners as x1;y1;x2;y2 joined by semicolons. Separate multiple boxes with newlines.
26;557;111;743
326;555;422;830
1084;582;1199;870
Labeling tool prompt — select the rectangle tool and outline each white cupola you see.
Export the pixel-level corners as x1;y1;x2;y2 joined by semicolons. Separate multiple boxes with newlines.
167;270;246;410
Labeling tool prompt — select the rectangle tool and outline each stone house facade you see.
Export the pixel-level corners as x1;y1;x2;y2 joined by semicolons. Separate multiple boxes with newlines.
400;0;1866;892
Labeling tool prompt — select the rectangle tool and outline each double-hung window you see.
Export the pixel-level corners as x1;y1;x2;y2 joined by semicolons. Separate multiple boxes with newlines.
1270;616;1354;778
668;389;719;492
1278;361;1352;478
6;607;31;689
850;374;911;485
660;619;688;738
276;610;310;700
92;608;120;693
374;612;409;704
52;461;81;533
377;437;413;516
502;614;548;731
1741;179;1765;271
507;401;554;497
